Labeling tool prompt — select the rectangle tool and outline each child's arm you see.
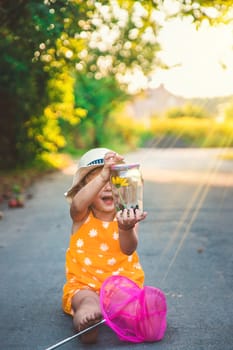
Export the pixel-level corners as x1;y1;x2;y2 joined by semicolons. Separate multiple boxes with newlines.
117;208;147;255
70;152;124;222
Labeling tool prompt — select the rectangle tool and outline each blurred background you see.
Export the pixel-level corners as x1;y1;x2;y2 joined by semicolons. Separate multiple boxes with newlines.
0;0;233;204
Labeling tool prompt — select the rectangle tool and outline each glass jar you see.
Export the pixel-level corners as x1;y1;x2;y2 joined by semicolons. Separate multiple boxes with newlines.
110;163;143;212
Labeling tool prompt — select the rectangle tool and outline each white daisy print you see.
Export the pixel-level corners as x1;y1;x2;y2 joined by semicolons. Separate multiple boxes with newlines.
100;243;109;251
112;270;120;275
88;283;96;288
76;239;84;248
102;222;109;229
84;257;92;266
96;269;104;274
107;257;116;266
133;262;141;270
70;277;77;282
77;249;84;254
113;232;119;240
128;255;133;262
89;229;98;237
112;268;124;275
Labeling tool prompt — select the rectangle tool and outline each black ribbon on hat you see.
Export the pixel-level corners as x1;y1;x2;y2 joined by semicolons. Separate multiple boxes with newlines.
87;158;104;166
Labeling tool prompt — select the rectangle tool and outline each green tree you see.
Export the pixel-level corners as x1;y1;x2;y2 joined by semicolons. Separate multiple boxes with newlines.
0;0;162;169
169;0;233;25
0;0;72;168
73;74;128;148
1;0;233;169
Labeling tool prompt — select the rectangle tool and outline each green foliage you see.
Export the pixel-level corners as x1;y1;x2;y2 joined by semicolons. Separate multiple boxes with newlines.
140;117;233;148
171;0;233;25
108;108;149;151
40;0;162;88
0;0;69;168
1;0;233;170
224;102;233;120
72;74;128;147
0;0;162;170
166;103;211;119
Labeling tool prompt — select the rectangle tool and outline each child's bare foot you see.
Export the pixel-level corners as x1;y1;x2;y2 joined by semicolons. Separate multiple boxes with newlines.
72;290;102;344
77;310;102;344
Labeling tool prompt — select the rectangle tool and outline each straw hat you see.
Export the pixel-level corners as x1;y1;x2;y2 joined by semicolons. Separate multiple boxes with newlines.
65;147;112;202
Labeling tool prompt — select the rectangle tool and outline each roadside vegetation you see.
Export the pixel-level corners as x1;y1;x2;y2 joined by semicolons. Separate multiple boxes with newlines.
1;0;233;210
139;114;233;149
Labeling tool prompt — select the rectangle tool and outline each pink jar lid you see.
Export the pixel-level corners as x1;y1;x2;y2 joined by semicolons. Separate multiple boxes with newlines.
111;163;140;171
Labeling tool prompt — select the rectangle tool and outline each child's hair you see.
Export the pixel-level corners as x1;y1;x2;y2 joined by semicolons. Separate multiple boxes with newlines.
68;166;103;199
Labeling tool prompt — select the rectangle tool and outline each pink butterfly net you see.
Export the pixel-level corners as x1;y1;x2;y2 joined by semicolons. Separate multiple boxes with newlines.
100;275;167;343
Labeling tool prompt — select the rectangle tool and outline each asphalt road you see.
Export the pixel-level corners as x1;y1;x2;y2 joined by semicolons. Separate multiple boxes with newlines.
0;148;233;350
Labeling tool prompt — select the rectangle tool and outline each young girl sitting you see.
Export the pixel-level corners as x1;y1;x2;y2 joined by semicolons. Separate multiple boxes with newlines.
62;148;147;343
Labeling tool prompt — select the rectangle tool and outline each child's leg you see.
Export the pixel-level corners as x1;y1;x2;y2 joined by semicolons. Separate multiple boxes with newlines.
71;289;102;344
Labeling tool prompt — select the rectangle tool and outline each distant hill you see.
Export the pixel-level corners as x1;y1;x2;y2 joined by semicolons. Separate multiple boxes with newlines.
125;84;233;119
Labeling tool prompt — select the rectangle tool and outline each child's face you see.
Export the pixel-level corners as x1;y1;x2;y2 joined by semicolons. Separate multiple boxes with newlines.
85;168;116;217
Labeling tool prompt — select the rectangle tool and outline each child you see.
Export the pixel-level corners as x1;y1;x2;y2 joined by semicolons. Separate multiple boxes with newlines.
62;148;147;343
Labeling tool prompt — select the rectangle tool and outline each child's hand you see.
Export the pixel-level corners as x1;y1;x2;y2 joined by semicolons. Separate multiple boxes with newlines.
104;152;124;167
101;152;124;181
116;208;147;231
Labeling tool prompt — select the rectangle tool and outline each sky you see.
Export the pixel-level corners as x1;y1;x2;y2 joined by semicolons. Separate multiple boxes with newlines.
148;18;233;98
91;1;233;99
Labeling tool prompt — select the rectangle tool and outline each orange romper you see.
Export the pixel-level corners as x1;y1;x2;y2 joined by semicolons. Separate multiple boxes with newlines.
62;211;145;315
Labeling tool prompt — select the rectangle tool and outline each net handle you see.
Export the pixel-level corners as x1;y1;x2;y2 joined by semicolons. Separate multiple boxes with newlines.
43;319;106;350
